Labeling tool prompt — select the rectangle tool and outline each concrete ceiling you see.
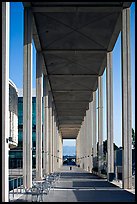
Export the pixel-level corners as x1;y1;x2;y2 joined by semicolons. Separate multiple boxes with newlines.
23;2;131;139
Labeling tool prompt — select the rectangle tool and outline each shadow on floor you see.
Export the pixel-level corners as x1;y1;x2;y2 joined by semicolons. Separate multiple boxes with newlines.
73;189;135;202
72;180;119;188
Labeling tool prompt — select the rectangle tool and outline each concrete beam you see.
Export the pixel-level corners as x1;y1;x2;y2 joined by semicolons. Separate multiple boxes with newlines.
2;2;9;201
43;49;107;53
59;124;81;128
23;7;33;189
59;116;83;120
32;6;122;13
49;74;98;77
61;127;79;130
107;13;121;52
56;100;90;103
53;90;93;93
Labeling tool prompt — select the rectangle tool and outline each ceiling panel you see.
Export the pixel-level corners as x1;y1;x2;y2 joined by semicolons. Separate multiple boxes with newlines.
23;2;131;139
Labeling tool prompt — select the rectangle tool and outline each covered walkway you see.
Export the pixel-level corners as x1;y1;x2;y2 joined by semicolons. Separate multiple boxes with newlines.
2;2;134;201
14;166;135;202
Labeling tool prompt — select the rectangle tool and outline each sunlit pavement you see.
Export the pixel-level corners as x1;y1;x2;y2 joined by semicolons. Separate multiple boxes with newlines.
14;166;135;202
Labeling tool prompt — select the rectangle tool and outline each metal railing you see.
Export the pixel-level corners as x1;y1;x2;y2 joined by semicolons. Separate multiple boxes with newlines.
9;176;24;201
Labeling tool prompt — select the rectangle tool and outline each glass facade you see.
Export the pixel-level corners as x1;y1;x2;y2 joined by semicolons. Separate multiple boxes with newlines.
9;97;37;169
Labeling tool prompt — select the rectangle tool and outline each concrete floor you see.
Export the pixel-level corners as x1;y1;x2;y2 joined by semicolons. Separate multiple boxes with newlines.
14;166;135;202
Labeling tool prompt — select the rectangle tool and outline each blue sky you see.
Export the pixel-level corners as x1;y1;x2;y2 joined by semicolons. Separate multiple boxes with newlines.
9;2;135;147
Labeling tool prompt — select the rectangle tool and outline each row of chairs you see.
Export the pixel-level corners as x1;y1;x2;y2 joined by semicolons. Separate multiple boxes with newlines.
25;172;61;202
44;172;61;189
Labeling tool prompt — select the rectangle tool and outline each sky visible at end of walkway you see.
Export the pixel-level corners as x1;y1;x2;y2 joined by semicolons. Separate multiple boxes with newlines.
9;2;135;147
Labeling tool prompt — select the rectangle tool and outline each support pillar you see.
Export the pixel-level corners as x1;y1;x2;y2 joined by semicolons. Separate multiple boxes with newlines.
36;52;43;180
52;105;55;172
58;132;60;168
2;2;9;201
58;133;62;168
93;91;97;168
82;120;85;169
121;8;132;189
98;76;103;175
54;120;57;171
76;133;79;166
85;113;88;170
23;7;33;189
57;128;60;169
86;109;89;171
78;132;81;166
79;127;82;168
43;75;49;175
58;133;61;168
49;92;53;173
61;136;63;166
89;102;93;172
106;52;114;180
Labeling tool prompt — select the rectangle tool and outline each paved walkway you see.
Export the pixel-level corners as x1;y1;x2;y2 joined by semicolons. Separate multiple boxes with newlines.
14;165;135;202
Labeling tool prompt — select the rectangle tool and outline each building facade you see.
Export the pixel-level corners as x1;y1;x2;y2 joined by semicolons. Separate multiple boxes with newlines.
9;80;18;149
9;94;37;169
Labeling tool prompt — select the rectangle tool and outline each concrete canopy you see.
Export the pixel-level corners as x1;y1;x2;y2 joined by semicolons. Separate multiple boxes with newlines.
23;2;131;139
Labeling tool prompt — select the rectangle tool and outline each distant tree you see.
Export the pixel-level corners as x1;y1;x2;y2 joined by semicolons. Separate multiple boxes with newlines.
103;140;107;155
103;140;118;155
132;128;135;149
97;140;119;156
114;142;119;151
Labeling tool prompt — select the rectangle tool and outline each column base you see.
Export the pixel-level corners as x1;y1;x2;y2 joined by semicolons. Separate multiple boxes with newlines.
108;173;115;181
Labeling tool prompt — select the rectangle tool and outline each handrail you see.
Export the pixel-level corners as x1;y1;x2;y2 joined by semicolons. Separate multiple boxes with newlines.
9;176;24;201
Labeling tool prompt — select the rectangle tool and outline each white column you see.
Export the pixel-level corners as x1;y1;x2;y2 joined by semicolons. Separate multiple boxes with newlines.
59;133;62;168
23;7;32;189
77;133;80;166
36;52;43;180
76;133;79;165
52;105;55;172
78;131;81;166
43;75;49;175
61;137;63;166
60;135;63;167
57;128;60;169
54;119;57;171
2;2;9;201
86;109;89;171
121;8;132;189
85;113;88;170
54;120;57;171
93;91;97;168
106;52;114;180
49;92;53;173
89;102;93;172
83;119;85;169
79;129;81;167
81;120;85;169
58;132;60;168
98;76;103;175
79;128;82;168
